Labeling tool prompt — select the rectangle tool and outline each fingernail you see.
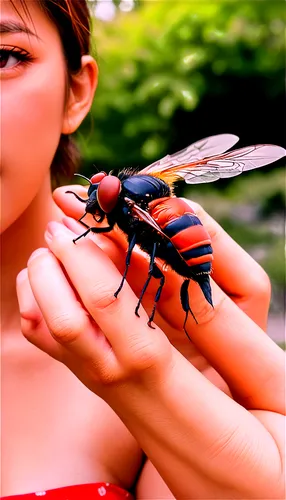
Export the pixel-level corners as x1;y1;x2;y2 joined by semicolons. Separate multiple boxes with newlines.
27;247;50;265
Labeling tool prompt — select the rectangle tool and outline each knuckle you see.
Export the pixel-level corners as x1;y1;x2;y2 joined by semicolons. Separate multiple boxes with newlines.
48;312;86;344
87;358;118;386
97;369;117;386
207;425;242;462
88;282;118;312
124;336;165;374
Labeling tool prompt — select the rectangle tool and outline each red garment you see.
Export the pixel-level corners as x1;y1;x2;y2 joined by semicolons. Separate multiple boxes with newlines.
1;483;133;499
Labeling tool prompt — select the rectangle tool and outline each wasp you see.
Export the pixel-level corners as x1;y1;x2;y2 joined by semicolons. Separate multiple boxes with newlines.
67;134;285;336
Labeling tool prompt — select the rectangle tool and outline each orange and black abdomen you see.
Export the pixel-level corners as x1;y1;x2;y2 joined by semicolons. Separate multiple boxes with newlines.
149;198;213;277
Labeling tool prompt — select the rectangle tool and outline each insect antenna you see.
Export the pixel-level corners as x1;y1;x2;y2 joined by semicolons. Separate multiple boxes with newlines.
74;173;92;185
65;190;88;203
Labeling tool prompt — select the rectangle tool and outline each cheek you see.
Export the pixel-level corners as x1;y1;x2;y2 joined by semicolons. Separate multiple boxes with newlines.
0;62;66;231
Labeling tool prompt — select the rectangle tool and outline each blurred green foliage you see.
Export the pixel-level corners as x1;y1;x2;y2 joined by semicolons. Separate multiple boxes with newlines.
77;0;284;171
262;238;285;287
73;1;285;311
184;168;285;312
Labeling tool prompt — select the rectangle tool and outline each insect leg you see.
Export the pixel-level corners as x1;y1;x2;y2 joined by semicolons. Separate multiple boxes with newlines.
72;227;92;243
135;242;157;318
72;225;113;244
147;264;165;329
114;233;137;298
78;214;90;229
180;279;197;341
90;226;113;234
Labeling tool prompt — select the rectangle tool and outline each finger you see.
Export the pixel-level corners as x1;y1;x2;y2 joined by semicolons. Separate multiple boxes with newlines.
55;186;136;277
25;247;118;377
62;216;213;379
53;193;282;410
55;185;270;306
62;215;180;303
62;221;281;413
62;215;130;274
163;280;285;414
55;186;270;329
44;221;172;374
33;219;228;397
54;184;106;233
183;198;271;329
61;213;237;397
55;187;181;302
62;216;230;395
45;221;285;413
16;265;63;360
54;184;88;220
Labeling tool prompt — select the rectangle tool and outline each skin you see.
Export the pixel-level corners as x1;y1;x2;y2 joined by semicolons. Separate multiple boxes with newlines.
17;189;285;499
1;0;285;498
1;0;142;495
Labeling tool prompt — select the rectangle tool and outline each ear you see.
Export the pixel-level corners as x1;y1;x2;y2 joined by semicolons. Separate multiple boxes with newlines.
62;55;98;135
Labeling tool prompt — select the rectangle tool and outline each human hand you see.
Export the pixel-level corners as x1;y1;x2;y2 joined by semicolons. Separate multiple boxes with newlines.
53;185;271;389
16;188;285;499
16;184;272;393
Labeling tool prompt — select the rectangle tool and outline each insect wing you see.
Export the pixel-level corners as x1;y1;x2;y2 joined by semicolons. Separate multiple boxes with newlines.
124;198;168;238
170;144;286;184
140;134;239;175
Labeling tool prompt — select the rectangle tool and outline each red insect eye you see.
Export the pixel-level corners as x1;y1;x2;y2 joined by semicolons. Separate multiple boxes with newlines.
90;172;107;184
97;176;121;213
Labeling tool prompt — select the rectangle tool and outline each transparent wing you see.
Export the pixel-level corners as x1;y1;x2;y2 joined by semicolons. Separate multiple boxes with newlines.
140;134;240;175
124;197;168;238
173;144;286;184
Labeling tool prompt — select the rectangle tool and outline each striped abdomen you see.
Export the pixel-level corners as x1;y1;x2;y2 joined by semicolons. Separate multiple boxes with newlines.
149;197;213;275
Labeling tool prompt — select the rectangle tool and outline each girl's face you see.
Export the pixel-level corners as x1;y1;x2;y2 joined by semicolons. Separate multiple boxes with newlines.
1;0;67;234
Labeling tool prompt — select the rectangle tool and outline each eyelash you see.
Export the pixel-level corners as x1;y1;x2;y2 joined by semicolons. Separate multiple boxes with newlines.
0;45;34;70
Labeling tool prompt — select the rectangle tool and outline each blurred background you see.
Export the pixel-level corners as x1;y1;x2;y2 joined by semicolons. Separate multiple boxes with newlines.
73;1;285;345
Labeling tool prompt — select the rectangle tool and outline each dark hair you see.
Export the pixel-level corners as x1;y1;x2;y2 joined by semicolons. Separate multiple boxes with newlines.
11;0;91;184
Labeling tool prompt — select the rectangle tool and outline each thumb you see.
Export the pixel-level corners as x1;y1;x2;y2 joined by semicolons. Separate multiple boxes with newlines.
53;185;88;220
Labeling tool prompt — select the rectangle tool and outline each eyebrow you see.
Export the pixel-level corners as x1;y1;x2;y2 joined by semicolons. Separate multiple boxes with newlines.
0;21;40;39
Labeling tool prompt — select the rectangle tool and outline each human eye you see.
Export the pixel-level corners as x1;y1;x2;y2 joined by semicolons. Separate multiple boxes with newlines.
0;45;33;71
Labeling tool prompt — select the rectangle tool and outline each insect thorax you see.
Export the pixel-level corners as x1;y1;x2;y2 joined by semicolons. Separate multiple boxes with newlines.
121;174;170;205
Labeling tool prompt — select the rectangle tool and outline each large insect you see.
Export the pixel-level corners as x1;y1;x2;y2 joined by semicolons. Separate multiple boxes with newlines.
67;134;285;336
